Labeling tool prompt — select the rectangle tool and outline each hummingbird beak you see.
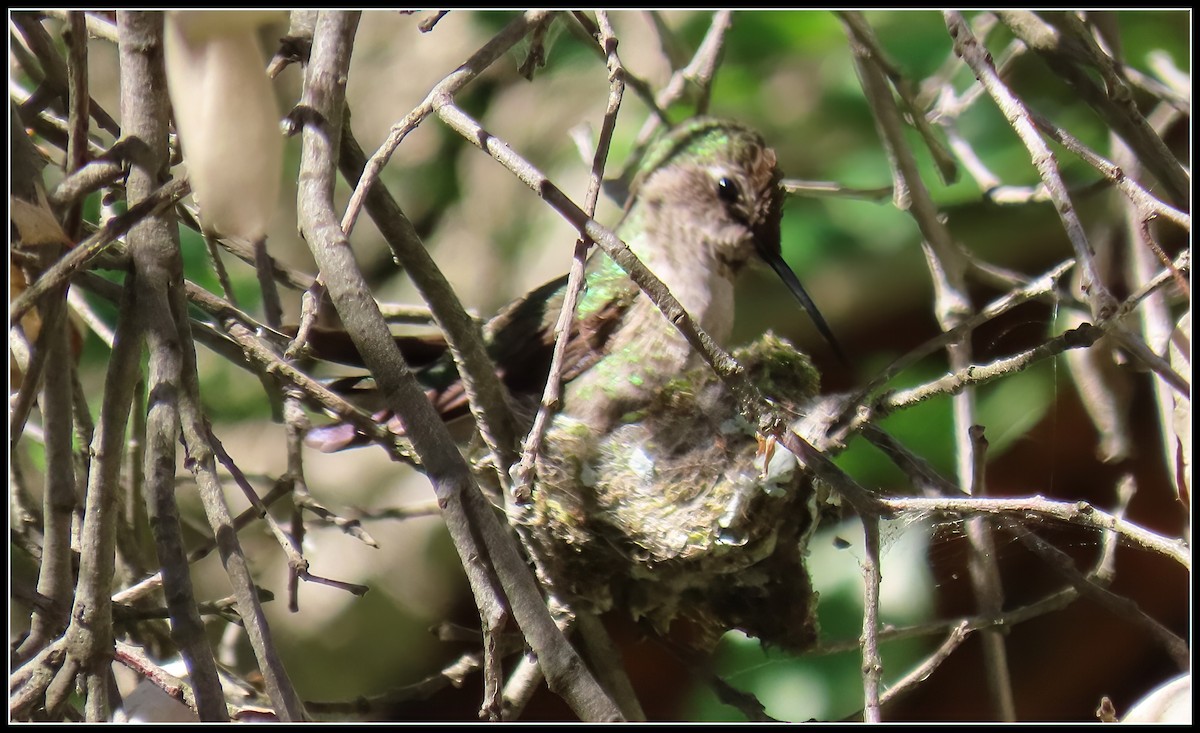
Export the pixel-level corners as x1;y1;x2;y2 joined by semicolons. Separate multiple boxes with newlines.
758;246;849;366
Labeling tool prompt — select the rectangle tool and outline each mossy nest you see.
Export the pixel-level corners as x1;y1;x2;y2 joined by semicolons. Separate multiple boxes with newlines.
528;332;824;652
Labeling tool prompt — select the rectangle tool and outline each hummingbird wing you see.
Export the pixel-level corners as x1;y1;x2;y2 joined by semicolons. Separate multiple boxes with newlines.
287;325;449;368
425;268;630;423
304;265;633;452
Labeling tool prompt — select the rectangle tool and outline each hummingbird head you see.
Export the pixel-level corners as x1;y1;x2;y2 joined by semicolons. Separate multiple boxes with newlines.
628;119;782;270
627;118;846;363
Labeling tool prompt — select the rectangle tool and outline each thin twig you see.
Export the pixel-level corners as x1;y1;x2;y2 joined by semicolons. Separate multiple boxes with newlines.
946;11;1118;322
566;12;669;128
995;11;1188;208
1001;519;1190;670
62;11;90;239
217;319;419;466
323;501;443;523
47;157;124;209
1145;50;1190;102
111;479;297;606
927;25;1026;119
651;638;777;722
813;583;1078;657
1108;328;1189;396
837;247;1188;439
838;11;958;185
341;10;552;236
116;376;152;581
201;231;239;305
844;12;972;317
291;473;379;547
267;11;318;78
9;277;60;451
1028;112;1190;232
877;322;1102;416
10;452;45;564
66;286;115;347
174;302;306;720
782;179;894;201
608;10;735;196
305;650;484;718
417;10;450;33
964;427;1016;721
880;495;1189;569
10;177;190;325
284;278;325;360
42;9;120;44
14;283;76;666
644;10;689;68
942;119;1001;192
1095;475;1136;584
878;621;972;709
178;202;317;292
112;641;204;720
207;430;369;597
859;514;883;722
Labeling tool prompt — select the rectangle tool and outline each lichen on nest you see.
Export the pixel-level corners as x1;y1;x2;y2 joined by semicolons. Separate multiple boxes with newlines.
528;332;825;652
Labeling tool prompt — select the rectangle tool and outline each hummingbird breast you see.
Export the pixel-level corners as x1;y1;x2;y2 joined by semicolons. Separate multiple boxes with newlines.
558;225;743;431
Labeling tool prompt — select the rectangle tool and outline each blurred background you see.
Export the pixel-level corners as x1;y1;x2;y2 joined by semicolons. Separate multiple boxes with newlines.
11;9;1190;721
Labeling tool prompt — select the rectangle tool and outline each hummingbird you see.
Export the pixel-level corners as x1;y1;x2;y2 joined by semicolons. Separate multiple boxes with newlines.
305;117;843;451
304;118;836;652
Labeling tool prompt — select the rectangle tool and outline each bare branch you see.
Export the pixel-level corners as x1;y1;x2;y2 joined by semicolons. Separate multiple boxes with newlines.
114;11;229;721
995;11;1188;207
946;11;1118;321
341;10;553;236
10;177;190;325
859;514;883;722
881;495;1189;570
338;121;519;477
964;427;1016;721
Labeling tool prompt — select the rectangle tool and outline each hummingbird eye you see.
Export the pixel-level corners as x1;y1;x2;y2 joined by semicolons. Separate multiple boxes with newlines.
716;176;741;205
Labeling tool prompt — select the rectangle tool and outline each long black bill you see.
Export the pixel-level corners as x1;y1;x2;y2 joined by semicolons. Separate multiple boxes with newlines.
761;249;849;366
